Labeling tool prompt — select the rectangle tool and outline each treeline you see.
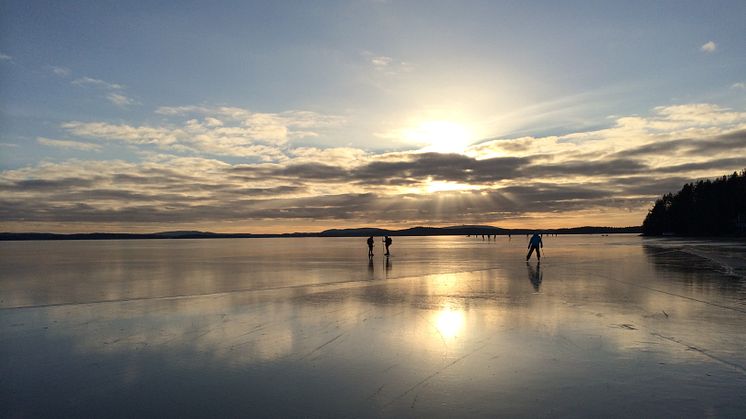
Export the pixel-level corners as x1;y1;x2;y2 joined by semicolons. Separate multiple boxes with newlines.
1;225;642;241
642;170;746;236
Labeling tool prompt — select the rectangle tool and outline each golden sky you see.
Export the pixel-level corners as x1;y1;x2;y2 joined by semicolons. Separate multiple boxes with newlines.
1;2;745;233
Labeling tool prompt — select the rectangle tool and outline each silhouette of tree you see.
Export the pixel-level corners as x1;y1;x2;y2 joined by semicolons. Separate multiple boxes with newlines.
642;170;746;236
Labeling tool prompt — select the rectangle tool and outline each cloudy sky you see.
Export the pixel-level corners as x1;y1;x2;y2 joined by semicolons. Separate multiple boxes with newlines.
1;0;745;233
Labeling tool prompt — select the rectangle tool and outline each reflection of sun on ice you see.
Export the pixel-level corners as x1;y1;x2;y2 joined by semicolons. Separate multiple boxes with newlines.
405;120;473;154
434;308;465;340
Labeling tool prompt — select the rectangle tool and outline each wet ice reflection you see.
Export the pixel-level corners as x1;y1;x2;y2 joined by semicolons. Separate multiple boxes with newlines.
2;235;745;417
433;306;465;341
527;262;543;292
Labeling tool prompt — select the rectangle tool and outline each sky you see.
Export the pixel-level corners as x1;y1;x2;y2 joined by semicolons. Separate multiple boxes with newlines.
1;0;745;233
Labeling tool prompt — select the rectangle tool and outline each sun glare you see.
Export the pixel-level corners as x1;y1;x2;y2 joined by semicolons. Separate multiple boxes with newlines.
405;120;473;154
434;308;465;340
426;180;480;193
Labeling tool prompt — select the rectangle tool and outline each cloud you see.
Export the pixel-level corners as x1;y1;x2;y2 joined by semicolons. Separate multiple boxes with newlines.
610;139;686;158
155;106;343;131
4;101;746;231
288;147;369;167
37;137;101;151
607;176;693;197
0;152;730;229
0;53;12;62
71;77;124;90
50;66;71;77
0;177;99;193
370;55;393;68
269;163;350;180
155;105;257;118
349;153;529;185
0;168;625;225
613;129;746;159
732;82;746;90
61;120;288;159
520;159;649;178
70;76;139;108
652;157;746;174
204;117;223;127
61;106;342;158
62;122;181;146
498;184;612;203
700;41;717;53
651;103;745;125
467;104;746;175
106;92;137;107
233;151;530;188
361;51;413;75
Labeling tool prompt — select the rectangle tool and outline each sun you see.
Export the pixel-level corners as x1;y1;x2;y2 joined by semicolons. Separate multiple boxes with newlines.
404;120;473;154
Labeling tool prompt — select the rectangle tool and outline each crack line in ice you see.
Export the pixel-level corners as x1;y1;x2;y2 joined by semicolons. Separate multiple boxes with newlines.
650;332;746;375
602;274;746;314
301;332;346;360
678;247;745;280
383;342;488;409
0;265;513;311
416;311;448;350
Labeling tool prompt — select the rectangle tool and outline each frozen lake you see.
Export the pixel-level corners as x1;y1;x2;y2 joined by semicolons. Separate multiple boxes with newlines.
2;234;745;417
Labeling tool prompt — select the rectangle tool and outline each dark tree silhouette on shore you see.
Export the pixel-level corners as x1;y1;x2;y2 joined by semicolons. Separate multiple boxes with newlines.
642;170;746;236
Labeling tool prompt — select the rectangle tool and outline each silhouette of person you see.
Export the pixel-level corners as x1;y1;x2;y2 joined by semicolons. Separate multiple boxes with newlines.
384;235;392;256
526;261;542;292
366;236;374;257
526;233;543;261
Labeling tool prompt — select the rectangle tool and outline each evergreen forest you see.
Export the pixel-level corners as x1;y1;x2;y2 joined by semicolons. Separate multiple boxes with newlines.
642;170;746;236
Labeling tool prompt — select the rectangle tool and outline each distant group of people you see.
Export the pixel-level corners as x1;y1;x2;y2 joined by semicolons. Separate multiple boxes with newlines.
365;232;546;261
469;234;500;240
367;235;392;257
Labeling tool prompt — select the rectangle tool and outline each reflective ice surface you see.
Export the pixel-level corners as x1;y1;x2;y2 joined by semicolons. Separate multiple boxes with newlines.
2;235;745;417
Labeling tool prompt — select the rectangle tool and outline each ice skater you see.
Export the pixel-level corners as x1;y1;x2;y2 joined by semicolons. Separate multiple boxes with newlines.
384;235;392;256
367;236;374;257
526;232;543;261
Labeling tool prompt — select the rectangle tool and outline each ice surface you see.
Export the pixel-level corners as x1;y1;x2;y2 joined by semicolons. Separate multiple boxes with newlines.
1;235;745;417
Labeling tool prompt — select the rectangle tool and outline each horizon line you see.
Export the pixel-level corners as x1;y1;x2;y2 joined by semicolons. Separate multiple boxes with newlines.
0;224;643;238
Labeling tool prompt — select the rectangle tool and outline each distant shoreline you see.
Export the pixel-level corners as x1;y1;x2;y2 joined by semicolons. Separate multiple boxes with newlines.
0;225;642;241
